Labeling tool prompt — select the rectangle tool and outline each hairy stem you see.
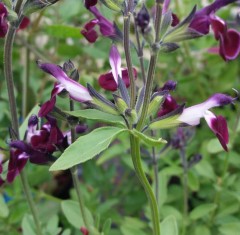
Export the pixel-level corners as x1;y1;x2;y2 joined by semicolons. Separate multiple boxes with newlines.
123;1;136;108
136;2;162;130
130;135;160;235
133;13;146;84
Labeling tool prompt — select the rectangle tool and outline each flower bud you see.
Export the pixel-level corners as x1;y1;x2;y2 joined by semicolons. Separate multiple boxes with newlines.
136;4;150;32
113;94;129;114
125;109;138;125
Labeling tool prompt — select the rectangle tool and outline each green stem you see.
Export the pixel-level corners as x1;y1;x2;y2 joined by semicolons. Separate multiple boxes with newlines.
123;1;136;109
179;148;188;235
4;23;43;235
20;171;43;234
136;2;162;130
69;100;90;229
130;135;160;235
133;13;146;84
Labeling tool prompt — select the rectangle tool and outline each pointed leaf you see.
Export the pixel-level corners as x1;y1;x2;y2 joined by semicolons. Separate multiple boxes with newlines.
50;127;127;170
102;218;112;235
131;129;167;147
64;109;125;127
160;216;178;235
0;194;9;218
190;203;217;220
61;200;93;229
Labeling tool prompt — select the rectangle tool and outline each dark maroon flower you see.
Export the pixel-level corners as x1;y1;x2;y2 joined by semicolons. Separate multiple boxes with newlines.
204;112;229;151
18;16;30;30
0;3;8;38
7;115;67;182
7;149;28;183
99;68;137;91
210;15;240;60
81;19;99;43
84;0;97;9
81;6;115;43
158;95;179;117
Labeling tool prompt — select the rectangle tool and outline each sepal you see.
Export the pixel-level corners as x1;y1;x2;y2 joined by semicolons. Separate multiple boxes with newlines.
125;109;138;125
113;94;129;114
87;84;118;115
149;104;185;130
147;91;166;118
159;42;180;53
23;0;60;15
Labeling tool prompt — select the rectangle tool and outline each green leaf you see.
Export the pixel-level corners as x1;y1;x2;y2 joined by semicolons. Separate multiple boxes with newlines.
61;229;71;235
44;25;83;39
131;129;167;147
0;194;9;218
65;109;125;127
194;225;211;235
160;216;178;235
188;170;199;191
22;214;36;235
50;127;127;170
218;222;240;235
102;218;112;235
190;203;217;220
46;215;61;235
99;0;123;11
61;200;94;229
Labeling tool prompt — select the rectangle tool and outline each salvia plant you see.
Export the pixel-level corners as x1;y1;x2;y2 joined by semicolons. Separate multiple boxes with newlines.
0;0;240;235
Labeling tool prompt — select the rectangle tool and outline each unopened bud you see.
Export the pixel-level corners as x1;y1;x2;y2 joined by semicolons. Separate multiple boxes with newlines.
23;0;60;15
70;69;80;81
125;109;138;125
136;4;150;32
113;95;129;114
147;95;165;117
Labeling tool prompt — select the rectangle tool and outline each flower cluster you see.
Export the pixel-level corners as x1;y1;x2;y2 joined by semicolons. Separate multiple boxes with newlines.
7;115;68;182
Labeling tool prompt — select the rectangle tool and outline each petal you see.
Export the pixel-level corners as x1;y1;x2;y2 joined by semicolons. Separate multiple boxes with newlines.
178;93;233;125
37;62;92;102
109;45;121;84
158;95;179;117
98;68;137;91
210;15;226;40
18;17;30;30
219;29;240;61
160;80;177;91
89;6;114;36
204;110;229;151
81;19;99;43
7;150;28;183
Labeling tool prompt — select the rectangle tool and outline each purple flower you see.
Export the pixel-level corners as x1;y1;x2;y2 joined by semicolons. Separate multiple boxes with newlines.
178;93;234;151
84;0;97;9
37;62;92;117
189;0;237;35
7;115;67;182
0;3;8;38
81;6;115;43
158;95;179;117
81;19;99;43
99;45;137;91
99;67;137;91
210;15;240;60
